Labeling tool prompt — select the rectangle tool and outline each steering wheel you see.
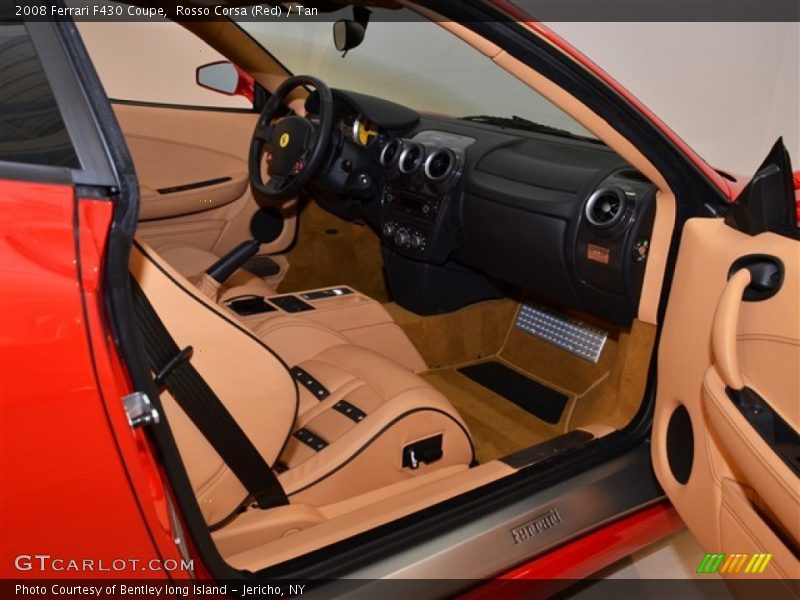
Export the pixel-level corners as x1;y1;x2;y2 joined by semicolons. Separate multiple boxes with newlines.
249;75;334;201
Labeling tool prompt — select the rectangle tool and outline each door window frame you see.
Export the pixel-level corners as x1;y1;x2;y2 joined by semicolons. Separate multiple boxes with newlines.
0;21;117;187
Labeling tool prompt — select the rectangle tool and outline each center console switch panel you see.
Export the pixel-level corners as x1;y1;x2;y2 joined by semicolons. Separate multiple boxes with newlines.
226;296;277;316
269;295;315;313
300;287;354;301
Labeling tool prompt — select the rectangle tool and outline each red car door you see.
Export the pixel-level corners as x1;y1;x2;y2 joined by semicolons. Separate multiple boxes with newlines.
0;20;188;582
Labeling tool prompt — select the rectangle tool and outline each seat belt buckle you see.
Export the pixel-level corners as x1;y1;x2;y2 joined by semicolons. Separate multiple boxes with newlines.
154;346;194;387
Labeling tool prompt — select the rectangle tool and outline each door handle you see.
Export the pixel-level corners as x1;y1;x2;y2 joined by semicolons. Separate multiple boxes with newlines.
712;268;751;390
712;255;785;390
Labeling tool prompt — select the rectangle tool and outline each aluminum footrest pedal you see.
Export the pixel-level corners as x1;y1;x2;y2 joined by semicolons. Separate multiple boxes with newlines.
515;303;608;363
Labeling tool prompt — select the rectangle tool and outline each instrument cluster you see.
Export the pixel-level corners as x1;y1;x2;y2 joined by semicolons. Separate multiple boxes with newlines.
339;113;380;148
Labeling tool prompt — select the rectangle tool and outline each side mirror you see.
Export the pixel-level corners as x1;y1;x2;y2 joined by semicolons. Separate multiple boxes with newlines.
196;61;254;102
333;19;366;53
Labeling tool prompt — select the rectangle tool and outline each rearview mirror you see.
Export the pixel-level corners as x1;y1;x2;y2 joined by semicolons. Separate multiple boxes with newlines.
333;6;371;55
333;19;365;53
196;61;254;101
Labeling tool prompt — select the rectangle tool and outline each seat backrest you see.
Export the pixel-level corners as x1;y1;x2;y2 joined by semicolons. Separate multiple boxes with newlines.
130;240;298;525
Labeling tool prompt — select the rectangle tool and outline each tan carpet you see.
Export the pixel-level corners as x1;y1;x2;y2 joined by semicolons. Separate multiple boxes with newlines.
278;201;390;302
384;298;518;369
414;305;656;461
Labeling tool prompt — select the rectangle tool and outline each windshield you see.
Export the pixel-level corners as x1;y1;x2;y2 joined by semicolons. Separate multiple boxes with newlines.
235;7;595;139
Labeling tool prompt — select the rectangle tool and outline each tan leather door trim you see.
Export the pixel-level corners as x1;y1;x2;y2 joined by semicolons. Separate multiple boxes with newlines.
654;217;799;581
119;102;299;257
140;172;248;220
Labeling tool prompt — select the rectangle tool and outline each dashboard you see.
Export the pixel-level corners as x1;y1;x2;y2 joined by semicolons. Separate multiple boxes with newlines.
308;89;657;325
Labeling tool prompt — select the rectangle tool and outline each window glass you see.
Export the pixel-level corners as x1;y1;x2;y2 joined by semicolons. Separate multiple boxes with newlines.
0;23;80;168
237;8;594;138
77;20;252;109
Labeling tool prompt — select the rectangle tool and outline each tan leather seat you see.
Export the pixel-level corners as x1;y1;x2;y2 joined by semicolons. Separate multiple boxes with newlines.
130;240;474;528
156;242;276;299
252;315;474;505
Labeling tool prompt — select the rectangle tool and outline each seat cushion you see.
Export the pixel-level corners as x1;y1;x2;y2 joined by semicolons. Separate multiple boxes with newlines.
157;242;276;299
254;317;475;505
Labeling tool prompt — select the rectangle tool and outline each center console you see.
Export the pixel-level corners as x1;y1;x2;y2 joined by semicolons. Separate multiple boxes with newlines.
377;130;507;315
378;130;474;263
223;286;427;373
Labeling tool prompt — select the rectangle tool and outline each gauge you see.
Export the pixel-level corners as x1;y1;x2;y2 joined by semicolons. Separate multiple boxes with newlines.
352;116;379;147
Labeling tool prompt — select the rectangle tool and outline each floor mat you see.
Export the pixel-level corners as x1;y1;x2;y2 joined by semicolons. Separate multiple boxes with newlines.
458;360;569;424
422;368;564;463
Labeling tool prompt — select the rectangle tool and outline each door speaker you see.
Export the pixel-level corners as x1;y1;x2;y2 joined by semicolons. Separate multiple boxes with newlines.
666;404;694;484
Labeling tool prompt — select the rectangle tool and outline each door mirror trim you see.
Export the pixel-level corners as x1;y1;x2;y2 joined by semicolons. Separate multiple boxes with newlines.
196;60;254;102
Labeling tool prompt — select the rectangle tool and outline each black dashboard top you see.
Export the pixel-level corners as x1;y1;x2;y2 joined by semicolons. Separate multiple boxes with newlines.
307;88;420;131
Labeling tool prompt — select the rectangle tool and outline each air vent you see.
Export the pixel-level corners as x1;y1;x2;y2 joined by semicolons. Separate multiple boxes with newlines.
398;143;424;174
380;138;402;168
585;187;627;228
424;148;455;181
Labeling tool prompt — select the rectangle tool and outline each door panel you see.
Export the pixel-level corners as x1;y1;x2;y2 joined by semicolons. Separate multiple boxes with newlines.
139;170;248;220
115;102;297;257
653;216;799;582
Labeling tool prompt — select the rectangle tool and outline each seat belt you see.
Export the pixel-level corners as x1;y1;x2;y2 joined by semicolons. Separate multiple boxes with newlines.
130;278;288;511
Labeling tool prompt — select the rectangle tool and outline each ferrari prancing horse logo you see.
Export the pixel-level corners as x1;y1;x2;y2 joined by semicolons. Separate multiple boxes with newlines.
279;133;290;148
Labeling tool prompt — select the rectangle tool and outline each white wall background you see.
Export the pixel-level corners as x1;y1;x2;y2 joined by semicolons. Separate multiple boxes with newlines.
79;21;799;176
546;22;800;175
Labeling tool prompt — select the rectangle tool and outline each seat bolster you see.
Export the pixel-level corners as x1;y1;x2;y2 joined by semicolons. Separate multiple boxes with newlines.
131;241;297;525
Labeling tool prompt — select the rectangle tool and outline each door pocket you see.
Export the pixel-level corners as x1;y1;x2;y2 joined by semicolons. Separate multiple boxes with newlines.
719;478;800;582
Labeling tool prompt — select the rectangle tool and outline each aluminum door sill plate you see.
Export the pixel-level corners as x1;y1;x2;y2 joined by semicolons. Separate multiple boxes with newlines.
515;303;608;363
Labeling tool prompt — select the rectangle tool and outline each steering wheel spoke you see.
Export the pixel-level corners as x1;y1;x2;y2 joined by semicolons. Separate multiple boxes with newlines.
264;174;289;196
255;121;275;143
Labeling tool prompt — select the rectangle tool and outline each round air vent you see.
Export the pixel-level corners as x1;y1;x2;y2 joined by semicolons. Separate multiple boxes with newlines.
398;143;424;174
380;138;402;168
424;148;456;181
585;187;627;228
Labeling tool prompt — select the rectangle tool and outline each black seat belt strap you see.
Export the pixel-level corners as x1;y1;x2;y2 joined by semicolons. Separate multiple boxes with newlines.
130;278;288;511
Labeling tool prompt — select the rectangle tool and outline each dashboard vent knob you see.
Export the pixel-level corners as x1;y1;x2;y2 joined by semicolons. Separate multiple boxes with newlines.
424;148;456;181
398;143;424;174
380;138;402;168
585;187;628;228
